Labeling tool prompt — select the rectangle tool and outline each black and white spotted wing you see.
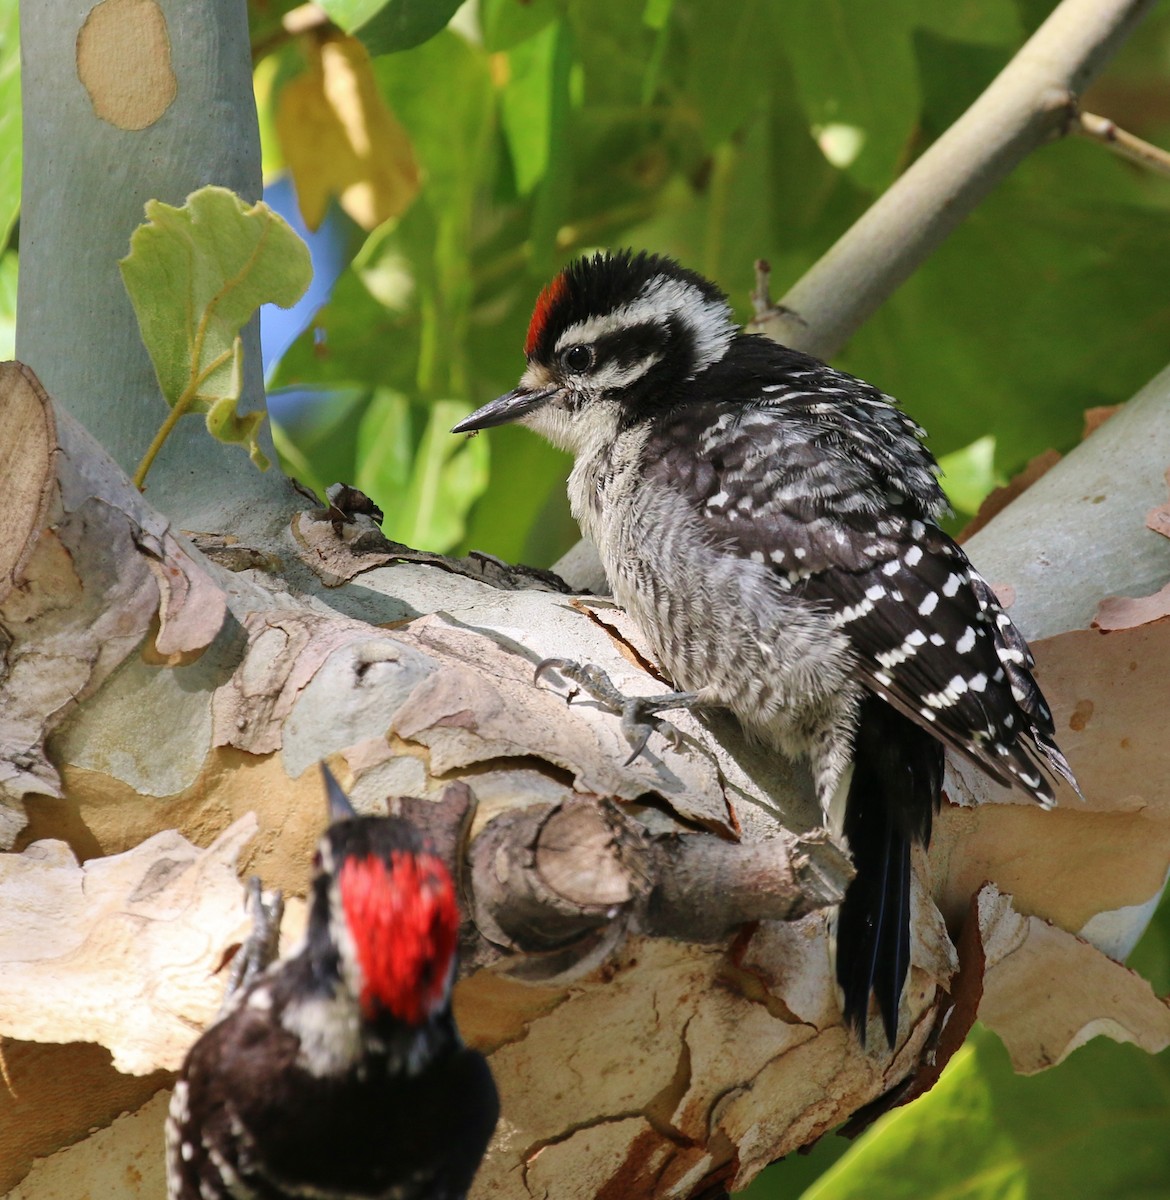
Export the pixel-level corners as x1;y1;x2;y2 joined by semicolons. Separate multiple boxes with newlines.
640;342;1076;805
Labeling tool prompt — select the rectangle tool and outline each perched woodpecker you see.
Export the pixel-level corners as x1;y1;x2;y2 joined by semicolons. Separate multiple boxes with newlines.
453;251;1078;1046
166;767;499;1199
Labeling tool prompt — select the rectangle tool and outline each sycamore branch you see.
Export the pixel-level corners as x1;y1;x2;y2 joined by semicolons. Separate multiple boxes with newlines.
748;0;1158;359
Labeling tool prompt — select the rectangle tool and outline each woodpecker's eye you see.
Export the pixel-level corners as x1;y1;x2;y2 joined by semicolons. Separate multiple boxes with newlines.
560;344;593;374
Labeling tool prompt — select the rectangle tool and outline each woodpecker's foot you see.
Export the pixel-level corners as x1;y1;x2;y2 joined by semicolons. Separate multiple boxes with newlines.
535;658;700;764
223;876;285;1010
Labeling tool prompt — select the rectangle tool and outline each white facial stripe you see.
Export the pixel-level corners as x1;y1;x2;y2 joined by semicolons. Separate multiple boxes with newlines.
590;354;663;391
554;274;733;371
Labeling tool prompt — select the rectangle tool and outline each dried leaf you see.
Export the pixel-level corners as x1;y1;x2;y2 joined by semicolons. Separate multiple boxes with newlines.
1082;404;1123;439
276;33;420;231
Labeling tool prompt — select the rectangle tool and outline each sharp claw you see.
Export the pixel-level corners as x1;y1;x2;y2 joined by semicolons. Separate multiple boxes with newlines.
534;657;571;686
532;656;697;761
223;878;284;1009
622;717;654;765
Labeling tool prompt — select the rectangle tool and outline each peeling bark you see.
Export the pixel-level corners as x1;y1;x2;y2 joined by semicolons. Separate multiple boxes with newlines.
7;0;1170;1192
3;347;1170;1196
6;290;1170;1200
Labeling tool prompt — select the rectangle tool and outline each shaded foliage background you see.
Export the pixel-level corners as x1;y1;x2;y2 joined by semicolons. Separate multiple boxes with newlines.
4;0;1170;1196
251;0;1170;565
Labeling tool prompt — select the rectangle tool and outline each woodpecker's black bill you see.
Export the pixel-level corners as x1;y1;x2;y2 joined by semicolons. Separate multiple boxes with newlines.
321;761;358;823
451;387;554;433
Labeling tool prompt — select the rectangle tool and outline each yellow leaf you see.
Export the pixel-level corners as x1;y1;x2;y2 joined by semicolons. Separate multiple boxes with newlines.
275;32;421;232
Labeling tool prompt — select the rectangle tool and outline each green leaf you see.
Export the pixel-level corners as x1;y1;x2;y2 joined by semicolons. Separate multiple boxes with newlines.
775;0;921;192
354;387;415;508
459;424;573;564
915;29;1013;141
643;0;673;30
937;435;1000;517
120;186;311;481
388;399;490;551
913;0;1023;46
500;22;561;196
319;0;463;55
205;386;270;470
797;1027;1170;1200
0;0;20;246
271;385;374;497
481;0;559;52
686;0;783;147
525;21;574;272
838;164;1170;471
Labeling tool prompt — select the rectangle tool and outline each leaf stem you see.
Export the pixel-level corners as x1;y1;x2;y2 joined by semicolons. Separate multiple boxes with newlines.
132;346;235;490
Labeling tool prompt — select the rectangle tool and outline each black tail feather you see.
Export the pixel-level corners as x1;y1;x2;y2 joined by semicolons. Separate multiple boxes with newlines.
837;695;944;1048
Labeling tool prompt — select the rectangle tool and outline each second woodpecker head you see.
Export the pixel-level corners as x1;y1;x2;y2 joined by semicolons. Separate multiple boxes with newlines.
315;766;460;1030
453;251;736;449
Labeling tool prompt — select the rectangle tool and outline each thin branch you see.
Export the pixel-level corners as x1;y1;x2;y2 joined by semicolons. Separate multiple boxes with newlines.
749;0;1158;360
1074;109;1170;177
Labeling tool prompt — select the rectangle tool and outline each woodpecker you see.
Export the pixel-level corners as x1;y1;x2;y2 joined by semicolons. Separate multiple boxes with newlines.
166;766;499;1199
453;250;1078;1046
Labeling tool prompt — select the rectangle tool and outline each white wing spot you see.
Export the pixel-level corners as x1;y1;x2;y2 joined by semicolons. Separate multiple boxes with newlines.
918;591;939;615
830;597;876;625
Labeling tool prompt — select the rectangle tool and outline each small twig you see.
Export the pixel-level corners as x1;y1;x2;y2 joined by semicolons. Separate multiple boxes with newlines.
1073;110;1170;177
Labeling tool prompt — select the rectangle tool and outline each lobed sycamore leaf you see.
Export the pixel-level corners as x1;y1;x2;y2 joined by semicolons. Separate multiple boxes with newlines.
120;185;312;476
